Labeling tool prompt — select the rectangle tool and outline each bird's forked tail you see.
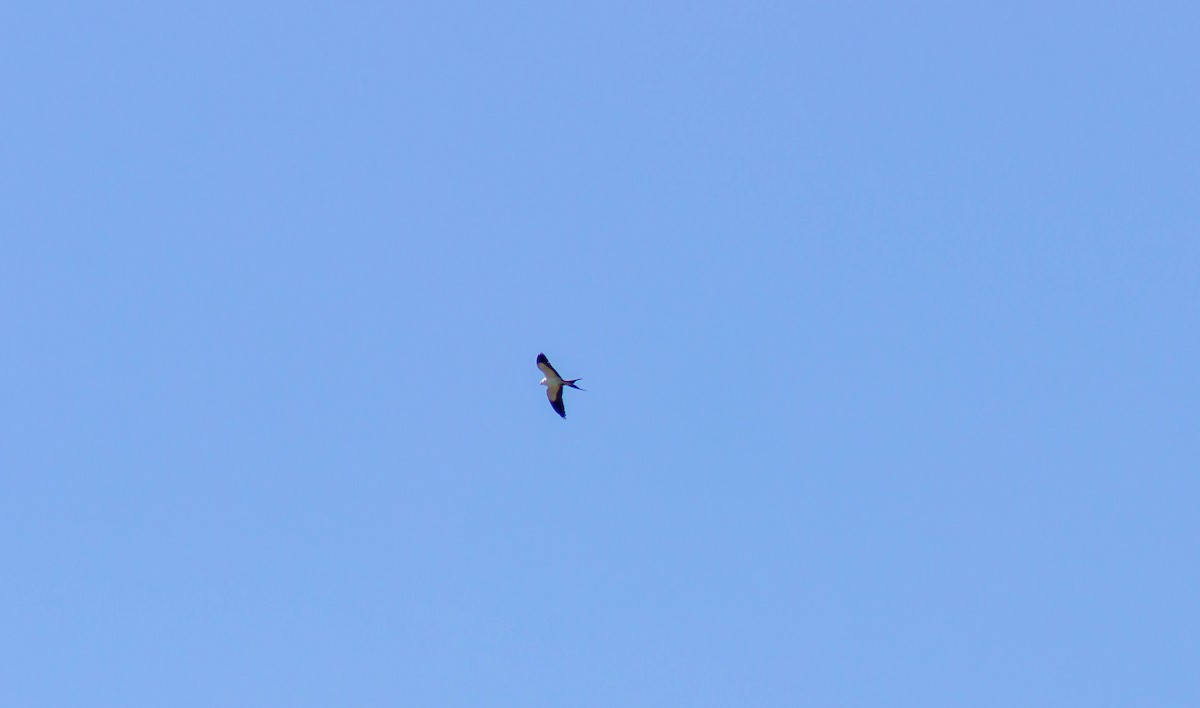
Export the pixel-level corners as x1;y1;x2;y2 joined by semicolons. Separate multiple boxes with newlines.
564;378;584;391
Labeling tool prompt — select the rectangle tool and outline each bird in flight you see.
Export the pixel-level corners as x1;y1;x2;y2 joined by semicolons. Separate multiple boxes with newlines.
537;353;583;418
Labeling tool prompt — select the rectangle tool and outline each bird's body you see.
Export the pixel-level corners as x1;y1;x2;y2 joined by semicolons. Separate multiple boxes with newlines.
536;353;583;418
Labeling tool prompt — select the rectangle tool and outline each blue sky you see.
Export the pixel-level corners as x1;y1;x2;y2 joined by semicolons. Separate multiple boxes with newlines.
3;2;1197;705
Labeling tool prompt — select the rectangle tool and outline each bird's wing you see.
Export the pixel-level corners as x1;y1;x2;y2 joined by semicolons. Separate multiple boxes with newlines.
547;383;566;418
536;353;563;383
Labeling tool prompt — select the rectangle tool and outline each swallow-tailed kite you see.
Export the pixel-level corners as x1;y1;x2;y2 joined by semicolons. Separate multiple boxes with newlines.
537;353;583;418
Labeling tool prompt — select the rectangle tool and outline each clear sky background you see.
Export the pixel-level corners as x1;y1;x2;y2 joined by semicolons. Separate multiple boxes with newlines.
3;2;1197;706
